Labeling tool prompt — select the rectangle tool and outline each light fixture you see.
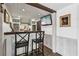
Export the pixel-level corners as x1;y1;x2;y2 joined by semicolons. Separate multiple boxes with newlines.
18;16;20;18
22;9;25;11
38;14;40;16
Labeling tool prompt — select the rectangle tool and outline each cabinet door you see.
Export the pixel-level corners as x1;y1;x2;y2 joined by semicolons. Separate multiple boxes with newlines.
32;25;37;31
13;23;19;32
37;21;41;31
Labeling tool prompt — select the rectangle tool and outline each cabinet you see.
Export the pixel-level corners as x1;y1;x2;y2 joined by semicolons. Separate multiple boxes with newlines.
31;19;41;31
12;19;20;32
31;20;37;31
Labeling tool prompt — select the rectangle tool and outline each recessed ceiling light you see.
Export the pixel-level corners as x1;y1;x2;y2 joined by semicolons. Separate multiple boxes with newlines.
22;9;25;11
38;14;40;15
18;16;20;18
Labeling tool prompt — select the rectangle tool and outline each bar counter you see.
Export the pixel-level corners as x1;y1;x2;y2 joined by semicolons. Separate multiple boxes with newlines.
4;31;44;56
4;31;44;35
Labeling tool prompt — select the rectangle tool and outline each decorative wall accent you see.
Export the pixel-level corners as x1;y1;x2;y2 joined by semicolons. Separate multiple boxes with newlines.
41;14;52;26
4;9;10;23
0;3;3;13
60;14;71;27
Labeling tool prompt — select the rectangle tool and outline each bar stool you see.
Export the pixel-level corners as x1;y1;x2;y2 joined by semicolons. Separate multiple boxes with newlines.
32;31;44;56
15;33;30;56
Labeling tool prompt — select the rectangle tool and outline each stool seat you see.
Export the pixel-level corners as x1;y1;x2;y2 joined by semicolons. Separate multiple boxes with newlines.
32;38;43;43
16;41;28;48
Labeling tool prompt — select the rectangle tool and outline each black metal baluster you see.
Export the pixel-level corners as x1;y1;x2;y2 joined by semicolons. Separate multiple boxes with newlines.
27;33;30;56
42;32;44;56
15;34;17;56
36;32;37;55
32;40;33;55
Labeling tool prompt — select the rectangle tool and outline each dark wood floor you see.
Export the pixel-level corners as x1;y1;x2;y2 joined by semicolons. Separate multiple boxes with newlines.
30;45;62;56
17;45;61;56
43;45;61;56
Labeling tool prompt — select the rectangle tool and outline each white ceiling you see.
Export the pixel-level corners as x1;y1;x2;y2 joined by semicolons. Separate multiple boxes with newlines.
5;3;73;24
41;3;73;10
5;3;50;23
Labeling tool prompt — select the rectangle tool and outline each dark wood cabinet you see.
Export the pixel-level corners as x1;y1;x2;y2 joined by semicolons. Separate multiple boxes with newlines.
32;25;37;31
37;21;41;31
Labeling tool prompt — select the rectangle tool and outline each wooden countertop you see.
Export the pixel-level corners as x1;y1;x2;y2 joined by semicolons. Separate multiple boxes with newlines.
4;31;44;35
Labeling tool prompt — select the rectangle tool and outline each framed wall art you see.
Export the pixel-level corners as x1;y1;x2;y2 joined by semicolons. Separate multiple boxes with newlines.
0;3;3;13
4;9;10;23
60;14;71;27
41;14;52;26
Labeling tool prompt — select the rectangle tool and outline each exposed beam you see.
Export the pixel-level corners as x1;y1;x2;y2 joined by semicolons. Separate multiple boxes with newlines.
26;3;56;13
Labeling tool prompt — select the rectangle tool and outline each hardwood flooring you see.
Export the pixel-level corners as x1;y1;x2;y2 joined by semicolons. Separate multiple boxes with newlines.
30;45;62;56
42;45;61;56
16;45;61;56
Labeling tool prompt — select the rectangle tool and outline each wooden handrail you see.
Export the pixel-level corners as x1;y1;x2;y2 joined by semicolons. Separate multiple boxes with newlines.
4;31;44;35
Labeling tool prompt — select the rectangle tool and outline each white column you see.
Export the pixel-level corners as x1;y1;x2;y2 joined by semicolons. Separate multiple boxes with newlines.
51;12;57;53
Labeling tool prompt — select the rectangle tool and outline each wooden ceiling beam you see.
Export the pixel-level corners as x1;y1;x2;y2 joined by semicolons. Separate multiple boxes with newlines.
26;3;56;13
